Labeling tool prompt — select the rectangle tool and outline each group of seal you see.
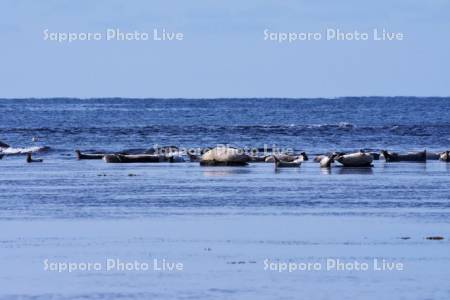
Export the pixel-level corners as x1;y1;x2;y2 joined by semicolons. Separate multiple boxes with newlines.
379;149;450;163
75;146;186;164
74;146;450;170
2;139;450;167
313;149;450;168
312;151;373;168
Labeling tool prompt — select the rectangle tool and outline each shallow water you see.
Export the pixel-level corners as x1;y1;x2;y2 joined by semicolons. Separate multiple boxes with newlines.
1;216;449;300
1;98;450;299
1;159;450;219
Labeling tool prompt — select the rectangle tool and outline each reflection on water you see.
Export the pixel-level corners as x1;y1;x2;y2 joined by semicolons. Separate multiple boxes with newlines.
380;161;428;174
274;167;302;174
336;167;374;175
201;166;252;177
320;167;332;175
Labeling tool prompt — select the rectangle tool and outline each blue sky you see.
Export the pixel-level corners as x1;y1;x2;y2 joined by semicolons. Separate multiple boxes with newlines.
0;0;449;98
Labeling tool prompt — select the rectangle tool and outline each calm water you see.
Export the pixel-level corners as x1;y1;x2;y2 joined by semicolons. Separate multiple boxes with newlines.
1;98;449;300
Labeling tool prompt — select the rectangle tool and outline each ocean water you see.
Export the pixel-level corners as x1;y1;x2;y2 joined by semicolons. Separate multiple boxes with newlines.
1;98;450;300
1;97;450;154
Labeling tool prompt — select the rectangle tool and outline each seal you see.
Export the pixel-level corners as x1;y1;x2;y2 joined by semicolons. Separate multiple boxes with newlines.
166;155;185;163
298;152;309;161
273;155;301;168
426;152;441;160
75;150;105;160
381;150;426;162
103;154;161;163
265;152;308;163
200;147;249;166
370;152;381;160
335;150;373;167
187;152;200;162
440;151;450;162
26;153;43;163
319;153;338;168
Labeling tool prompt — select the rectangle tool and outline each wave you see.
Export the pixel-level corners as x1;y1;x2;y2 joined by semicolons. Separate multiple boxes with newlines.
1;123;449;136
1;123;449;155
307;122;355;129
0;146;50;155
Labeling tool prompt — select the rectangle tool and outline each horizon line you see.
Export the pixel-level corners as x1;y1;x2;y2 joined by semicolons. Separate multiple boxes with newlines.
1;96;450;101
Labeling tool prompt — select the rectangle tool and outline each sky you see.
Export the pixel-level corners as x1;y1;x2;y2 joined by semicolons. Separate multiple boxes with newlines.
0;0;449;98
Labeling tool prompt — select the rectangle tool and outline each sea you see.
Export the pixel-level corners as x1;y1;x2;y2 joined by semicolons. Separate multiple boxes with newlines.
0;97;449;300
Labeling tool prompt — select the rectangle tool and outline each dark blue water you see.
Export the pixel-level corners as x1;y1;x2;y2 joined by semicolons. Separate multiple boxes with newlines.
1;98;450;300
1;97;449;154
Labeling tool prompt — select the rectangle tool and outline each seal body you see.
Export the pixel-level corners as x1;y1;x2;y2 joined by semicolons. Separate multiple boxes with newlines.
319;153;339;168
319;156;334;168
26;153;43;163
336;152;373;167
265;153;307;163
381;150;426;162
200;147;249;166
426;152;441;160
103;154;161;163
273;156;301;168
75;150;105;160
265;154;295;163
